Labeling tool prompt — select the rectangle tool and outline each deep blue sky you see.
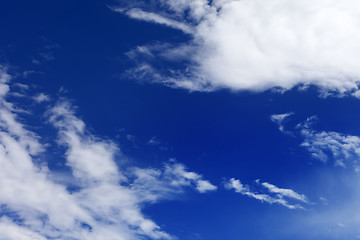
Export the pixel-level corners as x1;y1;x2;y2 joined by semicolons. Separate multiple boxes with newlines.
1;1;360;239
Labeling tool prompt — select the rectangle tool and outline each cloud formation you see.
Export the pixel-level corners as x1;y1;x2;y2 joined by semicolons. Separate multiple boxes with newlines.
271;112;294;132
0;69;216;240
225;178;308;209
272;113;360;170
115;8;193;34
130;160;217;202
117;0;360;95
33;93;50;103
298;117;360;170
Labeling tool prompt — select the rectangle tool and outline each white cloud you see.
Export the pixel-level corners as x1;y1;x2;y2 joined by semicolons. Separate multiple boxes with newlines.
272;114;360;170
114;8;193;34
33;93;50;103
271;112;294;132
0;70;217;239
49;102;124;184
148;136;160;145
14;83;29;90
0;69;11;97
130;160;217;202
298;117;360;169
225;178;308;209
117;0;360;95
261;182;308;203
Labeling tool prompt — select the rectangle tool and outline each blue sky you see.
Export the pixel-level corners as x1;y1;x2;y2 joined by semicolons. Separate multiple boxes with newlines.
1;0;360;239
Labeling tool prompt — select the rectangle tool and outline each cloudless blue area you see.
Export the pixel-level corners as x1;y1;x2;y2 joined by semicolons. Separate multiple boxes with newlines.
1;1;360;239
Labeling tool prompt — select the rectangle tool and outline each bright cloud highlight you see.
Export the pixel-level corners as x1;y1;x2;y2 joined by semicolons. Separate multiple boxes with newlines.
117;0;360;95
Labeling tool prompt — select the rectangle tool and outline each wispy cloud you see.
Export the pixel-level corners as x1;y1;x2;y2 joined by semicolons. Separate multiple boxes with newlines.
271;112;294;132
272;113;360;170
115;0;360;95
0;69;217;240
113;7;193;34
130;159;217;202
33;93;50;103
225;178;308;209
298;117;360;169
261;182;308;203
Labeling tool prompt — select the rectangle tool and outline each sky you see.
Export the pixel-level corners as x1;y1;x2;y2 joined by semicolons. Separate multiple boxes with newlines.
1;0;360;239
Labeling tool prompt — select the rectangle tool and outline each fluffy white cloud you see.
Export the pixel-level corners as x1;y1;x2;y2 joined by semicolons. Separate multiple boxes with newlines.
0;70;216;239
225;178;308;209
117;0;360;95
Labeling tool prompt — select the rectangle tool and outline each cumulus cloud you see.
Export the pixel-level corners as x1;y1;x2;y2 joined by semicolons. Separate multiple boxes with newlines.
116;0;360;95
225;178;308;209
0;70;216;239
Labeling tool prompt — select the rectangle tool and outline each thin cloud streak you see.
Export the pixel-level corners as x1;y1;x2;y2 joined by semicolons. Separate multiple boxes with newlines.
225;178;308;209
